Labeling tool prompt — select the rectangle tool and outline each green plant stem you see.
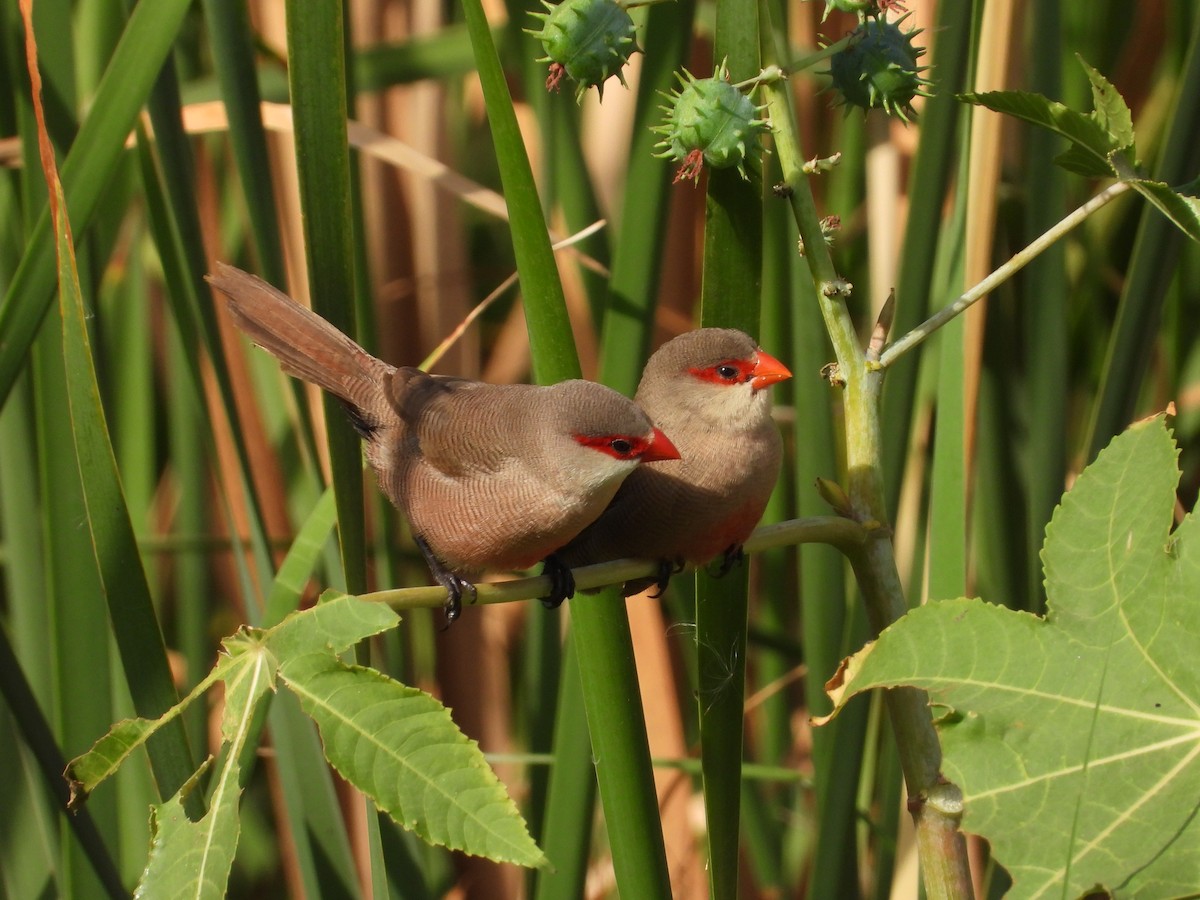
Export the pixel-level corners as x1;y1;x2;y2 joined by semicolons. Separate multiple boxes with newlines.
459;2;670;894
360;517;864;611
760;4;973;895
879;179;1133;369
486;752;810;783
699;0;766;892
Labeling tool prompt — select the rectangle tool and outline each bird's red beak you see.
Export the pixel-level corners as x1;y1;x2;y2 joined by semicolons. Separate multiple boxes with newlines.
750;350;792;390
641;426;681;462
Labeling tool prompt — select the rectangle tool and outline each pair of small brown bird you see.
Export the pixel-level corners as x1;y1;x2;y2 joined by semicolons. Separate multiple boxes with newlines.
208;263;791;622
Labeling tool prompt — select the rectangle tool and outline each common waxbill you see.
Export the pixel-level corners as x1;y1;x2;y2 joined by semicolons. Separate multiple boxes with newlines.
557;328;790;596
207;263;680;621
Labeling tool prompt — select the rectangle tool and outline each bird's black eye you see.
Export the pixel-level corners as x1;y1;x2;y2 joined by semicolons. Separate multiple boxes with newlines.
610;438;633;455
716;364;740;380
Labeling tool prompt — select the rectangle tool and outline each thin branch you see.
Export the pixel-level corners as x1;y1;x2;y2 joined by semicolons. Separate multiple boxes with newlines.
878;179;1133;369
357;516;867;612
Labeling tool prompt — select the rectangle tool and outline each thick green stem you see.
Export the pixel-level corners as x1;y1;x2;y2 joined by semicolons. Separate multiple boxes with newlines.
760;6;973;896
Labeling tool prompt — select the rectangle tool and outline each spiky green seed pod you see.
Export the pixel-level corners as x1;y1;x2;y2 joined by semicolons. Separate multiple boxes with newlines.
827;16;929;122
527;0;639;103
653;62;770;183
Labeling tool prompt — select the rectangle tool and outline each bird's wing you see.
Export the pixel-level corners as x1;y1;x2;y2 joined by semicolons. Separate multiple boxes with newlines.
387;369;515;476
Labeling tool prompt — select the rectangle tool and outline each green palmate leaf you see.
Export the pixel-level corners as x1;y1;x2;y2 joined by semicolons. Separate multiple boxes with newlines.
959;89;1118;177
136;757;242;900
67;717;160;804
74;592;407;897
1051;143;1116;178
135;604;306;899
68;592;397;799
262;589;399;657
1128;178;1200;244
279;652;546;868
1079;56;1135;154
822;415;1200;898
214;638;277;746
962;59;1143;183
67;645;256;802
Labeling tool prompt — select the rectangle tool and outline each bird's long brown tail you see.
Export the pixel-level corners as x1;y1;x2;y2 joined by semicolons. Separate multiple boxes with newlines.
206;262;388;404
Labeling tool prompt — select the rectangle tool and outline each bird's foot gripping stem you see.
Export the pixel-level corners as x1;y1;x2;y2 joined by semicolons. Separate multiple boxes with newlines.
647;557;686;598
539;555;576;609
415;536;476;626
712;545;745;579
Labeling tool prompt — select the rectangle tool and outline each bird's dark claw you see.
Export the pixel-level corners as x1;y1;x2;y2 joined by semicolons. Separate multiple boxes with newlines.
540;555;576;609
415;535;476;627
440;575;477;626
646;557;686;598
712;545;745;579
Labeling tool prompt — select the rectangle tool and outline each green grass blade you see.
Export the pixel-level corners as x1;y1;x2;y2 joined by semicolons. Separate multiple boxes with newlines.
598;0;698;391
200;0;288;287
284;0;367;594
0;0;192;408
138;8;290;596
21;74;199;803
165;320;212;756
355;25;491;89
56;238;198;803
503;1;609;313
880;0;972;516
0;630;125;899
697;1;763;894
788;239;866;899
926;234;968;603
742;187;794;889
460;0;578;384
568;588;672;898
693;567;750;900
0;365;49;707
1021;3;1069;615
134;123;275;617
461;3;672;895
532;637;596;900
35;303;120;899
531;0;699;886
519;604;562;858
0;706;59;898
264;486;338;626
926;6;976;605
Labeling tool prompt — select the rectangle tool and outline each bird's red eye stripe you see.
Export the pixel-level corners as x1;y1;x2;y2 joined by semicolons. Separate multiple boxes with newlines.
573;434;650;460
688;358;755;385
